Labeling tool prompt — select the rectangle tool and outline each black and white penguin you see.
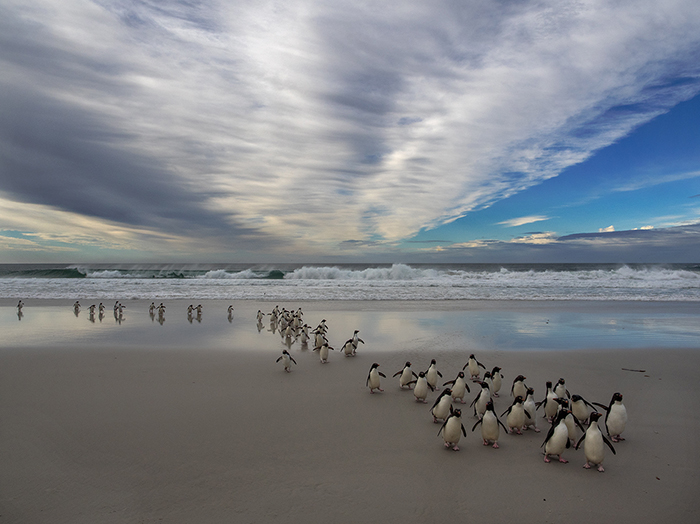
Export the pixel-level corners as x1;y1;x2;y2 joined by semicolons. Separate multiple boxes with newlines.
501;396;531;435
315;341;334;363
490;366;504;397
408;371;433;403
276;349;297;372
511;375;528;399
555;398;585;444
536;381;559;422
554;378;571;399
443;371;470;404
541;409;571;463
425;359;443;391
438;407;467;451
393;362;418;389
470;381;492;419
472;400;508;448
366;363;386;393
571;394;596;425
593;392;627;442
430;388;453;423
522;387;540;432
463;354;486;381
575;411;616;472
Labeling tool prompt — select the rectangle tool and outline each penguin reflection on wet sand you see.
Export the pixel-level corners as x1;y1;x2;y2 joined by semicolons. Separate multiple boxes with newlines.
366;363;386;393
575;412;616;472
472;400;508;448
276;350;297;373
438;407;467;451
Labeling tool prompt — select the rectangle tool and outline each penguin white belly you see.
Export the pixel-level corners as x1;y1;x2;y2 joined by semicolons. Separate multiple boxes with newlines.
481;411;500;442
475;393;489;418
433;396;452;421
443;418;462;446
414;379;428;402
468;361;479;379
368;370;381;390
507;406;525;431
492;375;502;395
512;383;526;399
544;395;559;420
451;379;466;402
572;401;590;423
400;369;413;387
564;415;577;441
319;345;329;362
426;368;439;389
607;404;627;437
584;427;606;466
545;424;569;456
342;342;354;356
523;399;537;428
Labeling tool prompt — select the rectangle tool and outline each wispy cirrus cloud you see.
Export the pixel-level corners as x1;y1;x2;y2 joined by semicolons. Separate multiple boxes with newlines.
498;216;551;227
1;0;699;260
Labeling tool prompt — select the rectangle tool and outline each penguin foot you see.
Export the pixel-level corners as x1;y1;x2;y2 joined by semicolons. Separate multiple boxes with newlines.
558;457;568;463
483;440;489;446
492;442;499;449
544;455;551;463
612;435;625;442
583;462;592;469
597;465;605;472
452;445;460;451
444;442;451;448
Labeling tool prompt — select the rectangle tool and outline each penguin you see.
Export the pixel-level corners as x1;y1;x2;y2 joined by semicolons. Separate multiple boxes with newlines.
571;394;596;425
393;362;418;389
16;300;24;311
555;398;585;444
430;388;453;423
73;301;81;312
470;381;491;419
425;359;443;391
350;330;364;353
99;303;106;313
408;371;433;403
522;387;540;432
443;371;470;404
575;411;616;472
313;331;327;351
463;354;486;381
366;363;386;393
315;341;334;363
341;338;356;357
511;375;527;399
482;371;493;395
227;305;234;321
501;396;531;435
490;366;503;397
276;349;297;372
472;400;508;448
437;407;467;451
256;310;265;323
593;392;627;442
536;381;559;422
554;378;571;399
541;409;571;463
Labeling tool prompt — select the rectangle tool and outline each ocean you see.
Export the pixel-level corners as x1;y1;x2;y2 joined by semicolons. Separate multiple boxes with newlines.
1;262;699;301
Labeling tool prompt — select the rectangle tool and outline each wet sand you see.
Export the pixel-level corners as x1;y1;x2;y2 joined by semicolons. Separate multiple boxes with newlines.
1;300;699;522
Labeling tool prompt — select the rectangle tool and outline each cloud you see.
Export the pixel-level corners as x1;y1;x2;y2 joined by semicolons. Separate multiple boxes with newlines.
1;1;700;259
498;215;550;227
599;225;615;232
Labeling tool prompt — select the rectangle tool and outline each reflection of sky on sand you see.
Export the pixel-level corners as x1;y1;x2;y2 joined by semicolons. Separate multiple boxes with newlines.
1;303;699;353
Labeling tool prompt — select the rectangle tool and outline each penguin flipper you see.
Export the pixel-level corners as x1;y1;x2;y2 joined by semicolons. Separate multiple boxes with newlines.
406;380;417;386
524;410;532;419
573;415;585;432
500;406;512;418
461;424;467;438
497;417;508;433
393;371;402;377
275;356;283;362
471;419;483;432
437;419;449;436
541;425;556;448
478;361;486;369
603;435;617;455
412;371;418;379
574;433;586;450
443;380;456;386
592;401;609;412
290;357;297;365
379;372;386;378
437;371;443;378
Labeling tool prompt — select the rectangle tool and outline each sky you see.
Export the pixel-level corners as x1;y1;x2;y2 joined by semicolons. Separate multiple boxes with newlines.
1;0;699;264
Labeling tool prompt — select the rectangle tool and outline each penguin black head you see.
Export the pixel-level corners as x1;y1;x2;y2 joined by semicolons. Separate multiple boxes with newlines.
613;392;623;402
485;400;495;411
452;408;462;417
491;366;501;373
589;412;603;423
371;363;380;369
514;375;526;382
555;398;570;408
513;395;524;404
458;371;465;378
405;361;411;367
546;381;553;388
526;386;535;396
484;371;492;379
571;394;583;402
430;359;437;364
554;408;571;423
469;354;475;359
418;371;426;377
557;378;566;384
479;381;490;389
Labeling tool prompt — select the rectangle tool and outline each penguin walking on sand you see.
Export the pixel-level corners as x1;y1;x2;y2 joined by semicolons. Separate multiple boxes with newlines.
571;394;596;425
73;301;81;314
443;371;470;404
522;387;540;432
17;300;24;312
537;381;559;422
340;338;356;357
393;362;418;389
511;375;528;399
366;363;386;393
425;359;443;391
501;396;531;435
542;409;571;463
593;392;627;442
554;378;571;399
430;388;453;423
463;354;486;381
472;400;508;448
315;341;334;363
490;366;503;397
408;371;433;403
470;381;492;419
575;412;616;472
227;305;234;322
350;330;364;353
276;350;297;372
555;398;586;445
438;407;467;451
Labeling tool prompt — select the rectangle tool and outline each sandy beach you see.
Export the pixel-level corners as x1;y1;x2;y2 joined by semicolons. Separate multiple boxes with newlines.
1;300;699;522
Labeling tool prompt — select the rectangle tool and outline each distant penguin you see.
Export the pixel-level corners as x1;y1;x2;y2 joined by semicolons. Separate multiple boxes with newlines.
443;371;470;404
17;300;24;311
73;301;81;312
227;305;234;321
316;341;334;363
463;354;486;381
501;396;530;435
571;394;596;425
430;388;453;423
522;387;540;432
470;381;491;419
393;362;418;389
366;363;386;393
537;381;559;422
409;371;433;403
542;409;571;463
438;407;467;451
313;331;327;350
341;338;356;357
511;375;527;399
490;366;503;397
575;412;616;472
276;350;297;372
350;330;364;353
472;400;508;448
593;392;627;442
256;310;265;323
425;359;443;391
554;378;571;399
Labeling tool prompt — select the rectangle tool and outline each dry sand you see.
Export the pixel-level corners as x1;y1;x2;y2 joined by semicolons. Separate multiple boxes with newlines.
1;301;699;523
